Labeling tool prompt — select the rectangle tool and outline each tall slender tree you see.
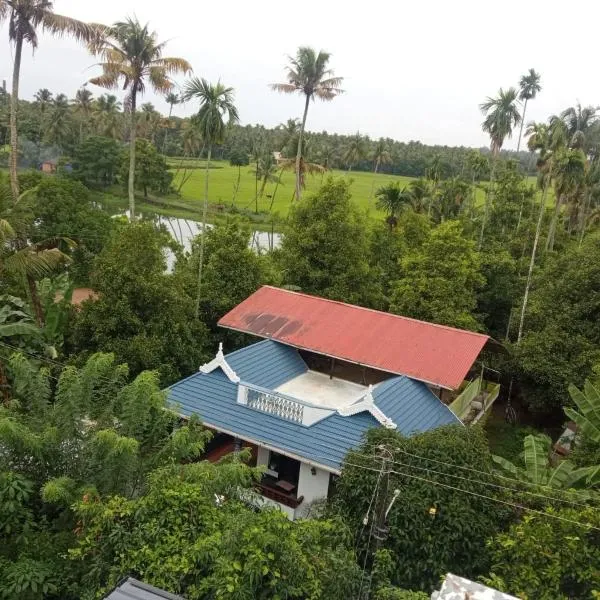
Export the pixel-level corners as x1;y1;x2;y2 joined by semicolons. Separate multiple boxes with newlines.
516;122;551;342
88;17;191;219
343;132;367;172
516;69;541;152
478;87;521;249
0;0;101;200
182;77;239;318
162;91;179;153
270;47;343;201
93;94;122;138
34;87;52;137
72;87;93;142
369;137;391;201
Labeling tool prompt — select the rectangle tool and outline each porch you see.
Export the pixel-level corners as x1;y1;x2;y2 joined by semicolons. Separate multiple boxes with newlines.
201;431;330;519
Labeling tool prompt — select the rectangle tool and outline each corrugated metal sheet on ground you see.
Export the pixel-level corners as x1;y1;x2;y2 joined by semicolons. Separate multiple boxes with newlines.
167;340;459;472
218;286;490;390
104;578;184;600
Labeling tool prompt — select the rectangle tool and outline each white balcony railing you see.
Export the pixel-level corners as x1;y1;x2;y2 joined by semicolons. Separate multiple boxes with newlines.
238;383;305;423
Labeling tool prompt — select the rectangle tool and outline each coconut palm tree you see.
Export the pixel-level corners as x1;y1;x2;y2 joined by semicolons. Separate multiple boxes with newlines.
516;122;552;343
546;147;586;251
88;17;191;219
478;87;521;249
480;88;522;157
0;186;71;325
516;69;541;152
369;138;392;201
270;47;343;201
277;117;300;153
0;0;102;201
251;150;279;212
375;182;413;229
162;91;179;153
72;87;93;142
182;77;238;318
45;93;71;148
34;87;52;137
408;178;431;213
343;132;367;172
560;103;599;152
93;94;122;138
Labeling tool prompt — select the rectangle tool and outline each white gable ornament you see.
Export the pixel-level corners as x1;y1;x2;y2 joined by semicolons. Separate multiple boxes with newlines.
199;343;240;383
337;385;397;429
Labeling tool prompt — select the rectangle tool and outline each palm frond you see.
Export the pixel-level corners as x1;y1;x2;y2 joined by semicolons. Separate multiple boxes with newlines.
152;57;192;75
0;322;40;338
270;83;298;94
41;12;102;44
4;248;71;279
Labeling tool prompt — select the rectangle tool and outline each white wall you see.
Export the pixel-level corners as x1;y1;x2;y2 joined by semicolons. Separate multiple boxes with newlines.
256;446;270;467
297;462;330;506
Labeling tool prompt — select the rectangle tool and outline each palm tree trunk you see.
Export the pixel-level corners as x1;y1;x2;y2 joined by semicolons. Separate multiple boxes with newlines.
128;89;138;220
295;94;310;201
232;165;241;207
269;169;283;212
516;98;528;153
9;34;23;201
478;158;497;250
517;183;548;343
369;158;380;203
546;191;562;252
162;104;173;154
195;144;211;319
578;189;592;247
27;274;44;328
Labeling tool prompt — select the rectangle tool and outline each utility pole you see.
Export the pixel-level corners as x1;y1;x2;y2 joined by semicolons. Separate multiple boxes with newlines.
359;445;399;600
372;445;392;552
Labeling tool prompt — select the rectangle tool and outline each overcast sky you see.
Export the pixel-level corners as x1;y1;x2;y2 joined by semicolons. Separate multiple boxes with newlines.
1;0;599;149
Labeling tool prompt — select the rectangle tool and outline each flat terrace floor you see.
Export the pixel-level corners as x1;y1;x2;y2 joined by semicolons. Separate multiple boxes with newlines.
275;370;368;409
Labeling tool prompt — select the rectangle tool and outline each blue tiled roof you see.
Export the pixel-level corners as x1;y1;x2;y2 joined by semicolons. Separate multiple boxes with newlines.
167;341;460;472
226;339;307;387
373;376;461;435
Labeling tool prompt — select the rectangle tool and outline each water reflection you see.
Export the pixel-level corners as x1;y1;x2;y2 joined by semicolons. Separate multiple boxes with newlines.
114;210;281;258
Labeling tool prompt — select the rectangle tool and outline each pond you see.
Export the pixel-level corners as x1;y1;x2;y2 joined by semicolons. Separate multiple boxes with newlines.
113;210;282;268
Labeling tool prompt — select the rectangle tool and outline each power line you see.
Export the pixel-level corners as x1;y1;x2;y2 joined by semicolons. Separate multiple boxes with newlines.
333;458;600;532
342;449;598;510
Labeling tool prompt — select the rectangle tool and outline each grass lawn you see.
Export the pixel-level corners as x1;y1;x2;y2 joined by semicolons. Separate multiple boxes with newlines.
170;160;490;218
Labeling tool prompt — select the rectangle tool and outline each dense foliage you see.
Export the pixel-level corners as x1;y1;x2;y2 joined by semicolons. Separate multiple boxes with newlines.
331;426;513;591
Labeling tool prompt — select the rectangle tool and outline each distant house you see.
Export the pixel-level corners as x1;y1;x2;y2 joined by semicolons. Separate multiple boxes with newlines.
272;151;283;163
104;577;184;600
40;159;57;173
168;286;498;519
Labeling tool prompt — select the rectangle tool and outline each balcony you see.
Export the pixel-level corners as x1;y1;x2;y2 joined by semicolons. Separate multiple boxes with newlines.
256;476;304;509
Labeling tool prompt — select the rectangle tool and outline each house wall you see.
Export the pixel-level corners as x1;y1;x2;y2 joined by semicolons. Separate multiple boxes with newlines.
256;446;270;468
297;462;330;506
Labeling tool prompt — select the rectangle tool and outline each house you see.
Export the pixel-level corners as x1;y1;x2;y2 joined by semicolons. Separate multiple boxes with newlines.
104;577;184;600
432;573;518;599
40;159;57;173
167;286;498;519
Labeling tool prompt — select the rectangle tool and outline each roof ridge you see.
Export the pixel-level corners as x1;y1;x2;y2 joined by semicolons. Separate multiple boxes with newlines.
259;286;489;340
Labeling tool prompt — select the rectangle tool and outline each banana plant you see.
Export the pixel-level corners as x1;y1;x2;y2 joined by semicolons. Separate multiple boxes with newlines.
493;433;600;489
566;380;600;444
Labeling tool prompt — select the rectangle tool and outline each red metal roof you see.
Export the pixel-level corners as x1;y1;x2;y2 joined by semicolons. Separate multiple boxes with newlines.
218;286;490;390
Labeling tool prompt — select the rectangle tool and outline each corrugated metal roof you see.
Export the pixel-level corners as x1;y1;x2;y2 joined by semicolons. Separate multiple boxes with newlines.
167;341;459;472
104;578;184;600
433;573;519;599
218;287;489;390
